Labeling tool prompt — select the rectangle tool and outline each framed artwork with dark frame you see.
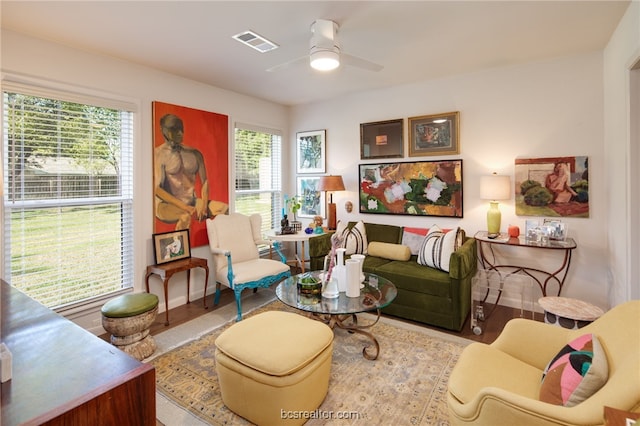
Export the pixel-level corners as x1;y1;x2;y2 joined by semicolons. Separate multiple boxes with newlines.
408;111;460;157
152;229;191;265
296;176;326;219
359;159;463;217
360;119;404;159
296;130;326;174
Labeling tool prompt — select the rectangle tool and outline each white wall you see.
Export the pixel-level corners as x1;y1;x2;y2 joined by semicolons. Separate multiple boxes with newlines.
1;30;290;333
603;1;640;305
3;6;638;331
291;52;609;309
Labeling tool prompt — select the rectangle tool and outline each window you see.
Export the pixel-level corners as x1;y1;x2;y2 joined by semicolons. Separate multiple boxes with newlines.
234;123;283;238
2;84;134;310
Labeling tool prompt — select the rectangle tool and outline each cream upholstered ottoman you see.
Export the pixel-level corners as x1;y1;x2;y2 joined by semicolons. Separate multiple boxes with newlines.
215;310;334;426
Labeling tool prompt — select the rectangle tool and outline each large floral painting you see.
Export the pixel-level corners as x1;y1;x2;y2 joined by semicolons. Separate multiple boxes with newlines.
515;156;589;217
152;101;229;248
359;160;463;217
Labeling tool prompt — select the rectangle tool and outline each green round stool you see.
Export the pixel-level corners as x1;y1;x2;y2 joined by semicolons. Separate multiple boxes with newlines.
101;293;159;361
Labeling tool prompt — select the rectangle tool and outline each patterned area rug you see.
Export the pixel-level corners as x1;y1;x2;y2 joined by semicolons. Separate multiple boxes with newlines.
150;301;471;425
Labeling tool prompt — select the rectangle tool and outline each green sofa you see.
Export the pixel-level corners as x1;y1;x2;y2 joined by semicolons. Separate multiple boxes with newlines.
308;222;477;331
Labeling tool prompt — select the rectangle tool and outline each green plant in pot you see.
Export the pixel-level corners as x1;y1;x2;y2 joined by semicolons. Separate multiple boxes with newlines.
287;195;302;231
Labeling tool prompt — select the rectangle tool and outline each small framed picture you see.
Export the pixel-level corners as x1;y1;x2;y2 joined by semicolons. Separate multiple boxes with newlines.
543;219;568;240
360;119;404;159
152;229;191;264
297;176;326;218
408;111;460;157
296;130;326;174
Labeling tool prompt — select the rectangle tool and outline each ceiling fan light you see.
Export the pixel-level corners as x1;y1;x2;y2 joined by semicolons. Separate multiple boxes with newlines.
310;50;340;71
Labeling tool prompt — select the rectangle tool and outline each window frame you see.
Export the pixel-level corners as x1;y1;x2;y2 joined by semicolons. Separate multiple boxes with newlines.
233;122;284;247
1;76;137;313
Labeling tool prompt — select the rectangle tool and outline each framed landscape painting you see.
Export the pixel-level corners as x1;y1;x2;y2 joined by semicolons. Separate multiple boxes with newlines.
515;156;589;217
359;159;463;217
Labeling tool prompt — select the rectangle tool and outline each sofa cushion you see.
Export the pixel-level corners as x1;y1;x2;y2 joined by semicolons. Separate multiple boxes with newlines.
367;242;411;261
417;225;463;272
539;333;608;407
336;220;368;255
375;260;451;297
401;227;429;255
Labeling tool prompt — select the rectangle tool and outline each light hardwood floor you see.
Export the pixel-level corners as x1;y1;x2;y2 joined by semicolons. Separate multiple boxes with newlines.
130;286;543;345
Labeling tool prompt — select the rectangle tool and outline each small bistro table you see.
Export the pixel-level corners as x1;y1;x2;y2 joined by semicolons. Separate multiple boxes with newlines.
276;271;397;360
266;229;314;273
145;256;209;326
474;231;577;297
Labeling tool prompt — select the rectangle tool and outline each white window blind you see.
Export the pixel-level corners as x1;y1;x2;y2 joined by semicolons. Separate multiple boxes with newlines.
2;87;134;310
234;123;283;238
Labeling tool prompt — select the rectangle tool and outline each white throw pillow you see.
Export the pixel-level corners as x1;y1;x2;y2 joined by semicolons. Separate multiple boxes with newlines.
335;220;368;255
417;225;463;272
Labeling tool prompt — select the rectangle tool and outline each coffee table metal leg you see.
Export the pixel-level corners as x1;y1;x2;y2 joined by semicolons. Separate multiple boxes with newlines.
319;310;382;360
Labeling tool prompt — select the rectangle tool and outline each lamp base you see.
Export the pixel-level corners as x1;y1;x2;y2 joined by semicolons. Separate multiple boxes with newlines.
487;201;502;236
328;203;337;230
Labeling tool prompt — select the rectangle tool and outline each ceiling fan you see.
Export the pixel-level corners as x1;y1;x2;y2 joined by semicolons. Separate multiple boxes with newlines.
266;19;384;73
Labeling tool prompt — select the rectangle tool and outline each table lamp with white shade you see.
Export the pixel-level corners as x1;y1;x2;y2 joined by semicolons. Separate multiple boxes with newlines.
480;173;511;238
318;175;345;230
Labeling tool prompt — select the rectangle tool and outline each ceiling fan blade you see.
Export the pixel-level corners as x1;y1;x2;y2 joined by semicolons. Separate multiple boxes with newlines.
342;53;384;72
266;55;307;72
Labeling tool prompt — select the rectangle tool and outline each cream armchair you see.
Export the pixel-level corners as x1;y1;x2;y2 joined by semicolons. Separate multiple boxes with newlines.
206;213;291;321
447;300;640;426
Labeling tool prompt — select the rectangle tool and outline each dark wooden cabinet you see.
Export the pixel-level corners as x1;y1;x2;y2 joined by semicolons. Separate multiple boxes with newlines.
1;281;156;425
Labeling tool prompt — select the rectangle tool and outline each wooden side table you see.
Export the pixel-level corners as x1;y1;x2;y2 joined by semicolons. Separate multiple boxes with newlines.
145;256;209;326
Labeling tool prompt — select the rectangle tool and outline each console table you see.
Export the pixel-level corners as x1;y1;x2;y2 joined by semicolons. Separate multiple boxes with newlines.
145;256;209;325
1;280;155;425
474;231;577;296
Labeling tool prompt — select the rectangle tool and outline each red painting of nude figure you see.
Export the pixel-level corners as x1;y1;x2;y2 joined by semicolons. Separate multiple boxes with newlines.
152;101;229;248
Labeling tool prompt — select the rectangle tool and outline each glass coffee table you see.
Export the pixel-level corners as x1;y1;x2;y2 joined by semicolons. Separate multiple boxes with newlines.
275;271;397;360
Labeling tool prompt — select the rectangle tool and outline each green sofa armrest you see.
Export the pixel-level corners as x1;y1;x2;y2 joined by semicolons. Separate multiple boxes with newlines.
449;237;477;280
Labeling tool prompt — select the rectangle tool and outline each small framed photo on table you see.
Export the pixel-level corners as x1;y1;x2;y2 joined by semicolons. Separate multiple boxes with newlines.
152;229;191;264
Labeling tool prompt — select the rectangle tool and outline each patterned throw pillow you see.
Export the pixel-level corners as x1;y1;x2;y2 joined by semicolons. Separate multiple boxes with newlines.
401;227;429;255
539;333;608;407
335;221;368;255
417;225;463;272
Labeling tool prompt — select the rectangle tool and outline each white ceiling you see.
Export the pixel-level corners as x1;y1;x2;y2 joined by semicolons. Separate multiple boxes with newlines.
1;1;630;106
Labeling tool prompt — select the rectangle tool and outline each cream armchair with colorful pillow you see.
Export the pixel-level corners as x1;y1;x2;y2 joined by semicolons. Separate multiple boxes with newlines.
447;300;640;426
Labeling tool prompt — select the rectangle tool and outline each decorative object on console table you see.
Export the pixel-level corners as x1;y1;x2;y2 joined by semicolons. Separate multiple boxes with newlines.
318;175;345;230
480;172;511;237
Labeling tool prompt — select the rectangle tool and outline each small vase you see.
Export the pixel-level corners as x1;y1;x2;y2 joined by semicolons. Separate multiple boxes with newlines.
350;254;365;282
345;259;361;298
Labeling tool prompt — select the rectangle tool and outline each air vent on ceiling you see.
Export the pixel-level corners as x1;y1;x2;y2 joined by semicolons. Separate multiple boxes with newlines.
232;30;278;53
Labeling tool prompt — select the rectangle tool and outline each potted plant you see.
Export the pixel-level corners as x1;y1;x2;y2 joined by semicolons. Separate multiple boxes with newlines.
287;195;302;231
